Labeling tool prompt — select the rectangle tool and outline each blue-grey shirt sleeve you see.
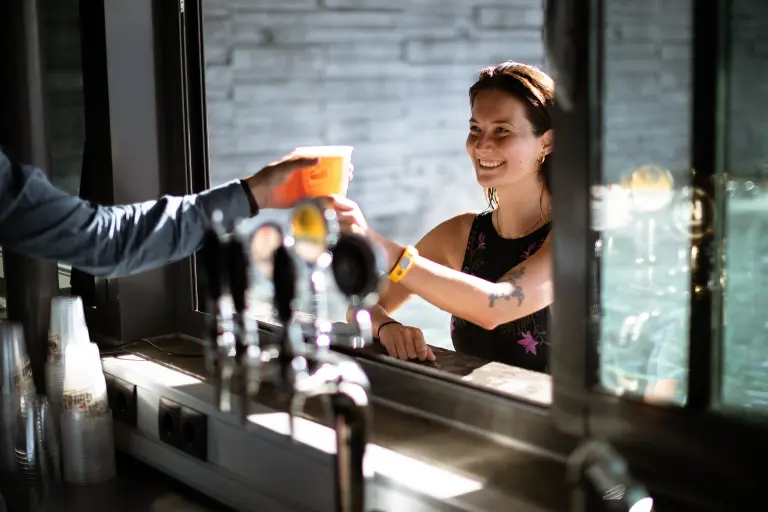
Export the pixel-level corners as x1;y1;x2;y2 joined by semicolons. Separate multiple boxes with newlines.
0;151;253;278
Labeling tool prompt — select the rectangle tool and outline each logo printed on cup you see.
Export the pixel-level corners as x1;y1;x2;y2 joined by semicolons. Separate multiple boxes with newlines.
63;388;108;414
47;334;62;361
309;166;329;181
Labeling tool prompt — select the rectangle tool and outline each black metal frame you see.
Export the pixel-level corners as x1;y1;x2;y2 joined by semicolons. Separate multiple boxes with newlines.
173;0;214;338
0;0;61;391
67;0;181;344
71;2;768;507
166;0;583;458
550;0;767;509
65;0;580;460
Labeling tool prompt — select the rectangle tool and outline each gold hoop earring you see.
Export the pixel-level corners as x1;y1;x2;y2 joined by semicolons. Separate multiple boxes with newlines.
538;155;546;164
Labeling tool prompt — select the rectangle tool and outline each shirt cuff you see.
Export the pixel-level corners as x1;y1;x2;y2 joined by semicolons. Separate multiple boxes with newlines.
197;179;258;230
239;180;260;215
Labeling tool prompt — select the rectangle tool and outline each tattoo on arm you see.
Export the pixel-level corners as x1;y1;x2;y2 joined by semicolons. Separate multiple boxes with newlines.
488;268;525;308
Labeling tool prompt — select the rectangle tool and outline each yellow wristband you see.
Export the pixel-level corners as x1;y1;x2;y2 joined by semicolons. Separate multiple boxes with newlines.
389;245;418;283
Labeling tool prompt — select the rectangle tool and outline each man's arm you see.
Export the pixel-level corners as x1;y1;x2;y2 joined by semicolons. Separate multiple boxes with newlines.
0;151;253;278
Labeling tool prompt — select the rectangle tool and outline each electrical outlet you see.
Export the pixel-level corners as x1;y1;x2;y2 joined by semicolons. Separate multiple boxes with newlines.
179;406;208;462
158;397;182;447
106;375;137;427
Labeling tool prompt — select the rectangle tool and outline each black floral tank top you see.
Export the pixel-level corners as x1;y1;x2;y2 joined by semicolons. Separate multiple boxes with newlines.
450;211;551;373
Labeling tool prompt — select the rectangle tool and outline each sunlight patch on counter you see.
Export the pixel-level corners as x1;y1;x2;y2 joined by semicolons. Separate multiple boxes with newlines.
248;412;484;500
102;354;202;387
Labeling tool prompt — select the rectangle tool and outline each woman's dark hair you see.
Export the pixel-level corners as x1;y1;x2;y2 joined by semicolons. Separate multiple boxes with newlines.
468;61;555;209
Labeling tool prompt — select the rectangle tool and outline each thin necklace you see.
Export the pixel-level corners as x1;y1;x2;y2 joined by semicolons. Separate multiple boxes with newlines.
494;206;552;239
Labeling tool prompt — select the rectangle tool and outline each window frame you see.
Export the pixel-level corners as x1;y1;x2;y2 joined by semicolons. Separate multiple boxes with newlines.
550;0;768;509
79;0;579;461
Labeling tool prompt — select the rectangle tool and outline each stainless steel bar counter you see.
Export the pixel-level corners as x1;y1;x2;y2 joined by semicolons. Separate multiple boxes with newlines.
33;453;234;512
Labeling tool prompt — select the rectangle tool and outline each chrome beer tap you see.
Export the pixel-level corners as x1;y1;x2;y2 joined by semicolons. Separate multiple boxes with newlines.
227;232;262;424
290;348;371;512
272;240;371;512
289;199;340;350
207;214;374;512
331;234;383;348
568;439;655;512
202;212;236;413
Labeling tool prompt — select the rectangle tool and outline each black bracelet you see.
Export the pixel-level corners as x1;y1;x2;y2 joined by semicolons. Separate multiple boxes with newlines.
376;320;402;339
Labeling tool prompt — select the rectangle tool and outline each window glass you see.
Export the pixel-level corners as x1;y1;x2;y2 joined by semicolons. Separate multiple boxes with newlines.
594;0;693;405
0;1;81;306
43;0;86;197
42;0;86;292
200;0;554;402
721;0;768;412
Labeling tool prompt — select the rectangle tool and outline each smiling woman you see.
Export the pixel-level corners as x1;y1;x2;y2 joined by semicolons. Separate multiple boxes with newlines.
336;62;556;373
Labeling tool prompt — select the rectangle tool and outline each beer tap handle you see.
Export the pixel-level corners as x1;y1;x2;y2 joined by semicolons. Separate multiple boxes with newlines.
219;363;234;413
331;234;383;348
228;233;249;361
288;354;309;443
230;231;258;424
350;306;373;349
273;243;301;437
202;213;225;370
273;244;298;355
291;199;337;346
203;211;234;415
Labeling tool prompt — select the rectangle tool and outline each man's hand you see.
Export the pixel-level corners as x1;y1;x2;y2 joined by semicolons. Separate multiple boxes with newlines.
244;154;319;209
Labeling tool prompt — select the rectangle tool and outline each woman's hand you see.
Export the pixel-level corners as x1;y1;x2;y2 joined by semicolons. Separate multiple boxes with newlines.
379;323;436;361
326;195;403;269
325;194;370;237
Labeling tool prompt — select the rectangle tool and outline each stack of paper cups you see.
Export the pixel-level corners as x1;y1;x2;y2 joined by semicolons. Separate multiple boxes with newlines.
60;410;115;485
15;396;62;486
46;297;90;428
61;343;108;416
0;323;36;415
0;322;37;475
59;342;114;484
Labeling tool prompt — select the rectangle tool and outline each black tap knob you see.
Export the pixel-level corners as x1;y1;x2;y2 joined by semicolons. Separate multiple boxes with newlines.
272;243;298;387
202;211;230;365
273;244;297;326
331;234;380;301
331;234;382;347
202;211;229;306
229;235;248;315
228;233;249;362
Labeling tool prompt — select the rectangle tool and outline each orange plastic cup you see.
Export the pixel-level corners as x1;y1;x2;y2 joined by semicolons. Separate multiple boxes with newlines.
272;146;354;206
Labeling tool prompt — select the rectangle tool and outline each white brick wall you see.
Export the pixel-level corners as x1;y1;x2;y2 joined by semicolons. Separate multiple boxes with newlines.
203;0;546;243
602;0;693;182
